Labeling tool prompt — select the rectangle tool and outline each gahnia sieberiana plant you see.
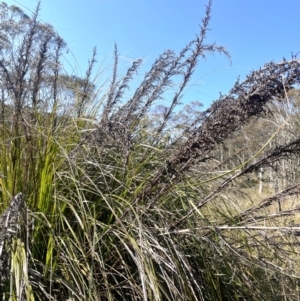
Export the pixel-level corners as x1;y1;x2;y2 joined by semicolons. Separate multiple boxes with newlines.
1;0;300;300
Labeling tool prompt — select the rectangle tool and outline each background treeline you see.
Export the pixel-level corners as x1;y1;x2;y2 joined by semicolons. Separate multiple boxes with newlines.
0;1;300;300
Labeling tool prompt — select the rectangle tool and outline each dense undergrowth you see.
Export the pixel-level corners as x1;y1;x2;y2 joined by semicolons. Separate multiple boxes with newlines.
0;1;300;300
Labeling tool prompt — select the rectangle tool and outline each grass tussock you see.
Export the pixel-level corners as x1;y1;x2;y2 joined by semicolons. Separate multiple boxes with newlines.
0;1;300;300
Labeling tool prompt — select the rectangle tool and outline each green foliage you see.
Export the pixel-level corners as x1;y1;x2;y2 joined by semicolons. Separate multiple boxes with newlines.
1;1;300;300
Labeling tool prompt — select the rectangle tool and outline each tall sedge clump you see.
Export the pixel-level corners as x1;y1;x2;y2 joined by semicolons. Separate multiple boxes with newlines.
0;2;60;201
52;0;300;299
1;0;300;300
0;3;95;299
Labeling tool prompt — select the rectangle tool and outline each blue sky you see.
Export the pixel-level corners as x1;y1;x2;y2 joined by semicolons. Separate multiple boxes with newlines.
4;0;300;109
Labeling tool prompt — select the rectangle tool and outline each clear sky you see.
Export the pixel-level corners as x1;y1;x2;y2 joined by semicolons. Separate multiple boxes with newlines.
3;0;300;109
